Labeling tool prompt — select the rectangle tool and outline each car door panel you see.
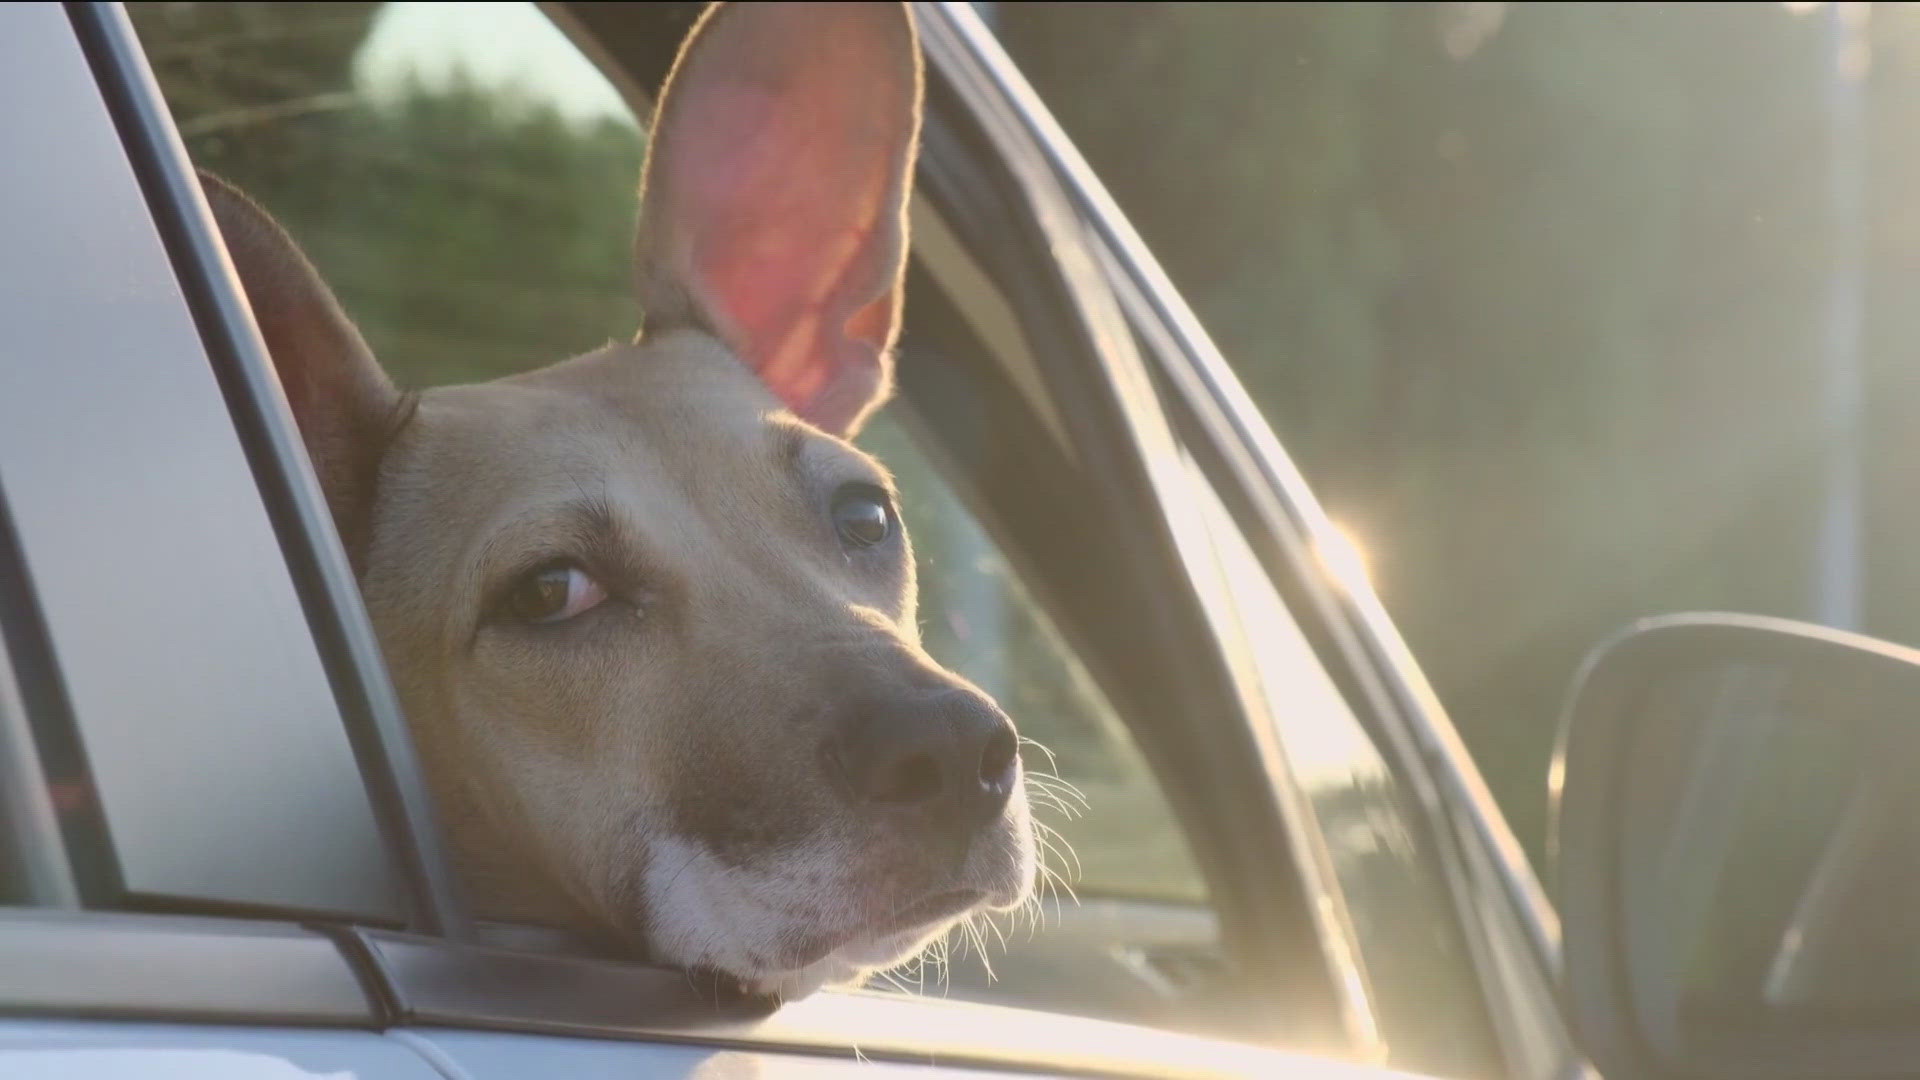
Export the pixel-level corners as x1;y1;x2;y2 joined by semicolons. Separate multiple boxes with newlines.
401;1018;1432;1080
397;1029;1031;1080
0;1020;444;1080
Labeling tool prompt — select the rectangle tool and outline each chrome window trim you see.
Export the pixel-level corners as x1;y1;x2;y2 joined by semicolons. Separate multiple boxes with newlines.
0;908;376;1025
353;928;1399;1080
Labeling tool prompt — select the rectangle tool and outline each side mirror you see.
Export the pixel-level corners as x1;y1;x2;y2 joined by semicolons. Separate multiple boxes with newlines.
1551;613;1920;1080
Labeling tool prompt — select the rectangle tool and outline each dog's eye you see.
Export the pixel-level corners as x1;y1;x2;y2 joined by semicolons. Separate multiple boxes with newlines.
831;484;894;549
504;561;607;624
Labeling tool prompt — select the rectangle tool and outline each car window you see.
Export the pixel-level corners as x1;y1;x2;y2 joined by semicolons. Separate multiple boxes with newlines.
129;0;1216;1024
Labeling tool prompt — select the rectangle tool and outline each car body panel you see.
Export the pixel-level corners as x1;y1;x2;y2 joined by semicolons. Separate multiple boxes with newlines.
0;1020;443;1080
401;1022;1435;1080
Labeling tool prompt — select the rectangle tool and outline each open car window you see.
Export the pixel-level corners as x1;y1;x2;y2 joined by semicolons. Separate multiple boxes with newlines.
128;0;1233;1037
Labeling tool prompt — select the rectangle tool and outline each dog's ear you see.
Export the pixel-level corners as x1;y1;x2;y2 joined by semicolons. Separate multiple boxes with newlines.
199;171;402;565
635;0;922;437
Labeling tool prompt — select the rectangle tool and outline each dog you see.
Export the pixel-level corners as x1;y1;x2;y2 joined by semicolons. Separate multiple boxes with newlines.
198;0;1035;1001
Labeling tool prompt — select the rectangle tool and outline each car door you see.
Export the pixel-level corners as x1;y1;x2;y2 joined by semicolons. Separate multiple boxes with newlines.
0;3;1546;1079
4;4;1370;1079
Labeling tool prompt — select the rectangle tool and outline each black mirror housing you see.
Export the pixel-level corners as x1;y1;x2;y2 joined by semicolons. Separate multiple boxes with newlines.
1551;613;1920;1080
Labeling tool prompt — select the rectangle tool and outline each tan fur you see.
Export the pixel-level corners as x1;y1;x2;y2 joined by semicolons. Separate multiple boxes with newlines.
367;336;1033;995
199;1;1034;1000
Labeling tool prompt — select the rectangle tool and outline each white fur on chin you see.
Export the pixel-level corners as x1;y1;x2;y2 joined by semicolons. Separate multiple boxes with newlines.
642;834;998;1000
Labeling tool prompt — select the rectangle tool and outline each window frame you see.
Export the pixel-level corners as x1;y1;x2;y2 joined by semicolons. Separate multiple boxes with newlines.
928;7;1588;1075
1084;220;1535;1075
1139;301;1580;1079
1089;117;1583;1080
1172;436;1510;1077
908;6;1377;1051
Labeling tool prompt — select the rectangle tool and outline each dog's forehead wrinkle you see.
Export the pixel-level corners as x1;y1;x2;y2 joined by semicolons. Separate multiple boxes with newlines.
780;421;896;504
535;335;892;508
410;355;889;624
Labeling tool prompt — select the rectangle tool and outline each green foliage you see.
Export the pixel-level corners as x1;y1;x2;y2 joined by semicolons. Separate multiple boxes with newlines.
131;2;645;389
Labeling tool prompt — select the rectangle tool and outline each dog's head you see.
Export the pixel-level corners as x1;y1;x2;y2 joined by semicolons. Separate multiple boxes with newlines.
202;1;1034;999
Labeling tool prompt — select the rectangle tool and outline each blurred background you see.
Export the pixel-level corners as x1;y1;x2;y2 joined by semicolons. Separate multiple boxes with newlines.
126;1;1920;875
993;0;1920;866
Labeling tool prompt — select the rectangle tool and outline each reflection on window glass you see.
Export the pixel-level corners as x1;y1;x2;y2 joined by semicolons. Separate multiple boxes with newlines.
130;1;645;389
1185;457;1499;1079
859;412;1206;905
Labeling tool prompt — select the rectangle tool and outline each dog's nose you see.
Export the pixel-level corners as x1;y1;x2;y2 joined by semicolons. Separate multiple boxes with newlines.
830;689;1019;831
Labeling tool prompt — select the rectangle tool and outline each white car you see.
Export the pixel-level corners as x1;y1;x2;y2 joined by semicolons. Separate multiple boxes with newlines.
0;3;1586;1078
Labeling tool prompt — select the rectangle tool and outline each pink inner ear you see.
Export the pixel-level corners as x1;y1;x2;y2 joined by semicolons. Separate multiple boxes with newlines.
658;43;909;433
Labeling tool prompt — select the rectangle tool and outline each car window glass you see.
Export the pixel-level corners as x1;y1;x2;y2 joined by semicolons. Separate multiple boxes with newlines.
1180;451;1503;1079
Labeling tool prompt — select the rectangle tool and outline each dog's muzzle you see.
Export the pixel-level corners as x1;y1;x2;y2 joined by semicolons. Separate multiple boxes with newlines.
821;684;1020;847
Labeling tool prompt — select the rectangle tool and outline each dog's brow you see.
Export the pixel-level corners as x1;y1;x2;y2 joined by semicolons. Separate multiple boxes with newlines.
569;496;622;549
773;422;809;478
477;496;628;582
770;418;892;496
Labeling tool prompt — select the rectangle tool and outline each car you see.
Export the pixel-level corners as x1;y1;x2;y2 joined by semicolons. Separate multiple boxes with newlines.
0;3;1583;1078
